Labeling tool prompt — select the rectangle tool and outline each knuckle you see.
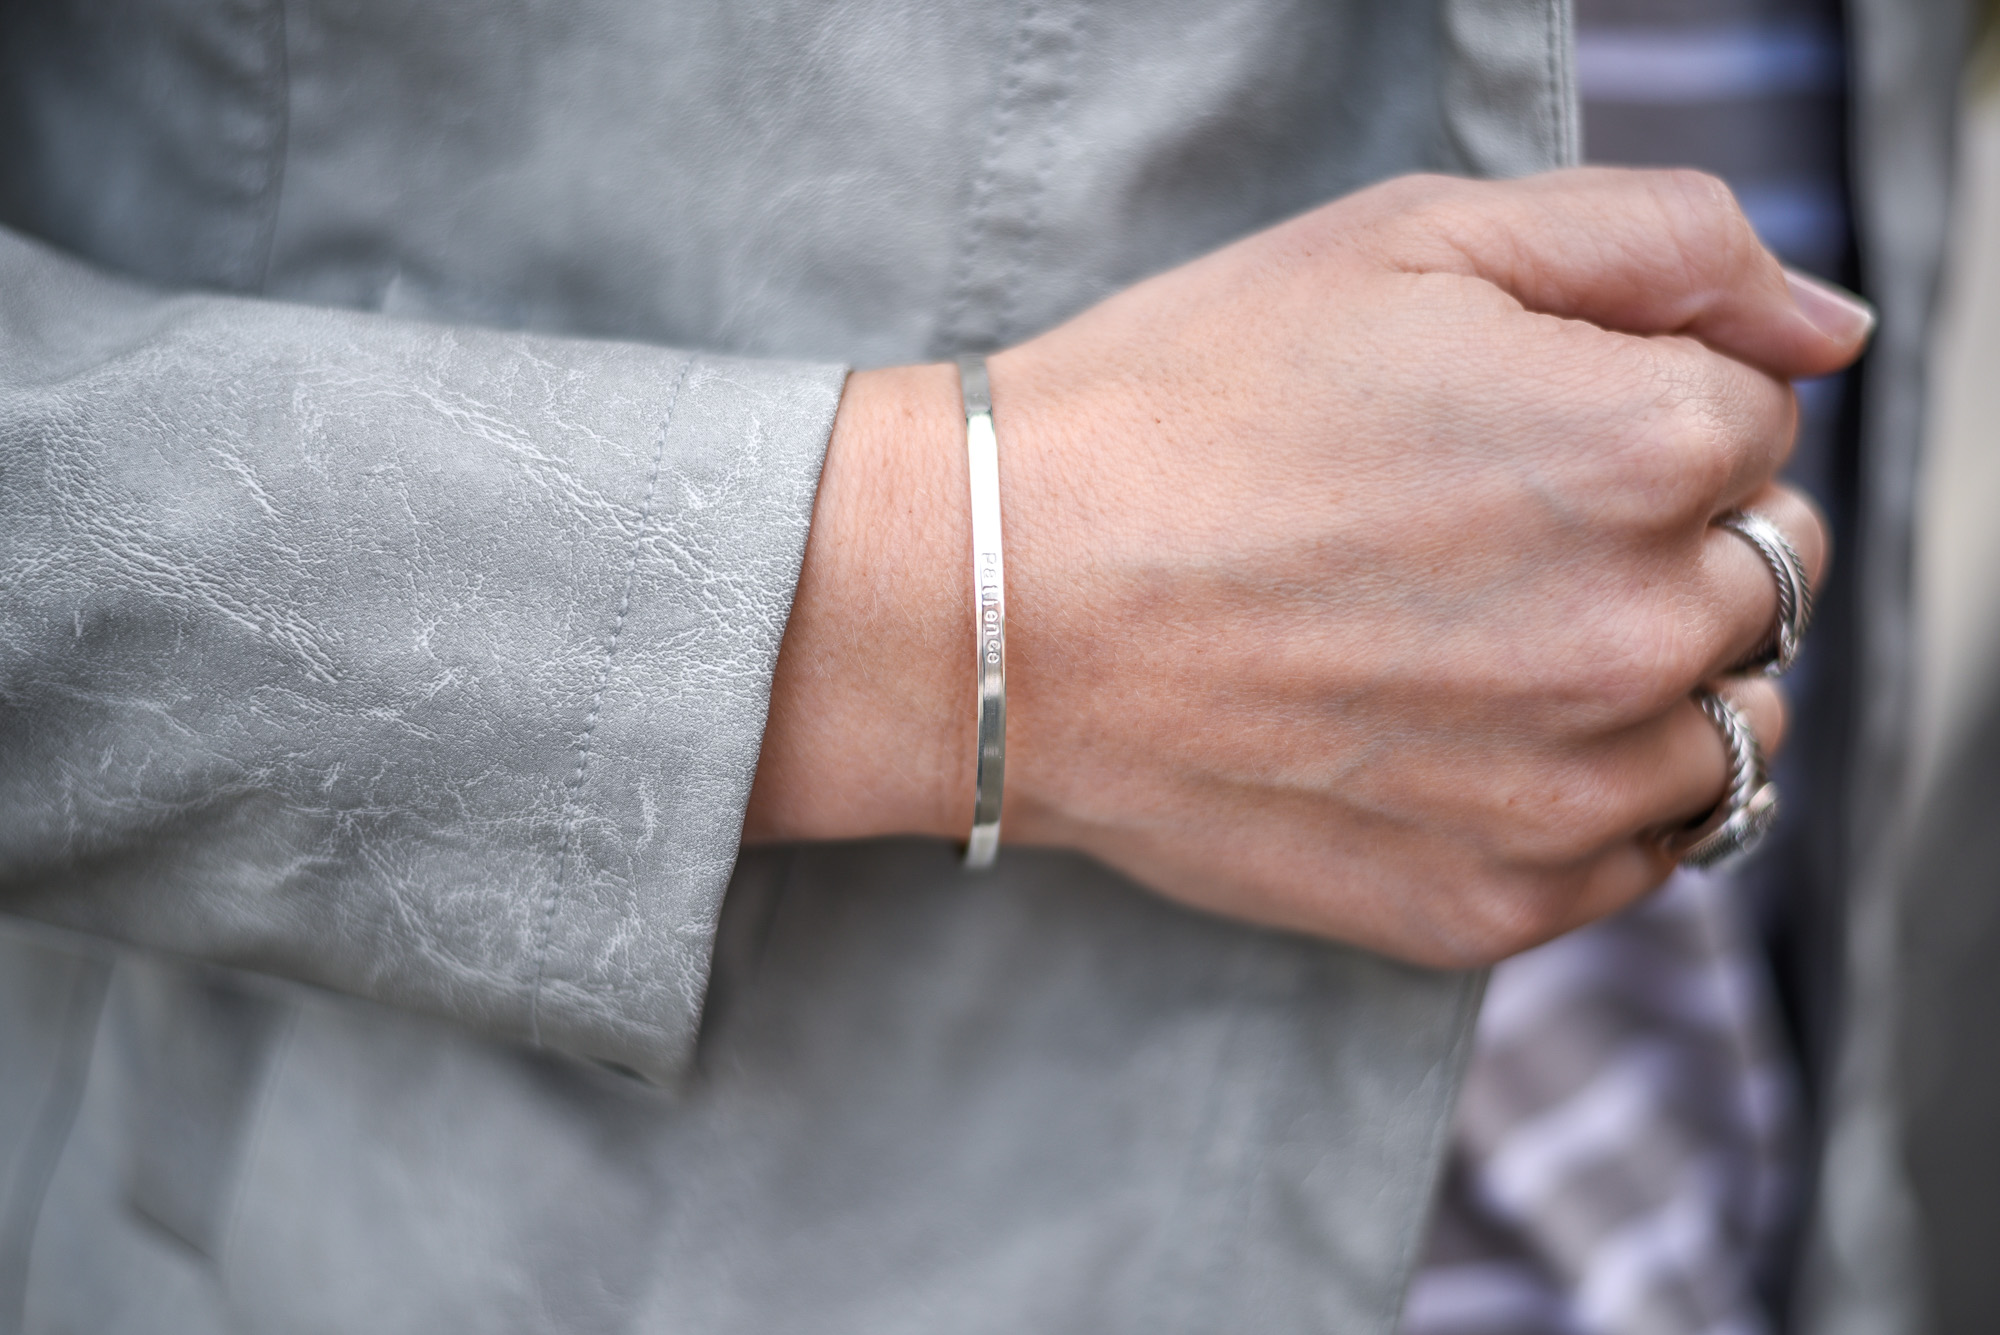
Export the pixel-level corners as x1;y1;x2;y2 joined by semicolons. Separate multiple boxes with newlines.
1376;172;1462;211
1639;364;1737;505
1561;596;1702;723
1404;199;1502;260
1651;168;1756;261
1364;177;1524;271
1591;344;1747;523
1494;759;1629;867
1442;869;1584;965
1633;606;1711;705
1654;167;1738;219
1335;174;1479;260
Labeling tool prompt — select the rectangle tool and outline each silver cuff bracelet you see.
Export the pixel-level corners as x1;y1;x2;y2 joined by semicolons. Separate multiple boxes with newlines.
958;355;1007;869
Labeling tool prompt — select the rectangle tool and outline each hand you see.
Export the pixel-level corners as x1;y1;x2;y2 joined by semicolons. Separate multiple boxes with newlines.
745;168;1868;967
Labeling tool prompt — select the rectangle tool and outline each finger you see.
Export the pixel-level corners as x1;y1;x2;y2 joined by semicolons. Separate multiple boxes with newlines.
1673;677;1785;829
1623;334;1802;521
1551;840;1679;940
1730;482;1832;592
1686;484;1831;675
1534;684;1787;928
1444;683;1788;953
1350;168;1875;380
1575;675;1787;845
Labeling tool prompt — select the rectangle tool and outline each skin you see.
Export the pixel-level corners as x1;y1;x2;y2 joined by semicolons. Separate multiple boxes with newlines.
743;168;1870;968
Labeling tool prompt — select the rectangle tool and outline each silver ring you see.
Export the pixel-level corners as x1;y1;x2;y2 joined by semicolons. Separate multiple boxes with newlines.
1663;688;1779;870
1718;509;1813;676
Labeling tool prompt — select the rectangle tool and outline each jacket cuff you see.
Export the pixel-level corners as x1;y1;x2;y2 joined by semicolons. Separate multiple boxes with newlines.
525;354;844;1080
0;229;844;1082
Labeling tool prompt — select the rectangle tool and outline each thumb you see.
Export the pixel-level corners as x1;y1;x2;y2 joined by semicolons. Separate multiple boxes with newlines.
1353;168;1874;380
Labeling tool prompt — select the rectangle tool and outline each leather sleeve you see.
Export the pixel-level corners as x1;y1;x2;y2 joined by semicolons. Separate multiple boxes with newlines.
0;226;844;1082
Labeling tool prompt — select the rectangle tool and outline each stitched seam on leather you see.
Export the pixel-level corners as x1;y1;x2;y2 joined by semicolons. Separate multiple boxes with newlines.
527;356;694;1046
997;0;1087;345
1545;0;1576;169
1383;969;1490;1335
933;0;1038;354
1174;983;1275;1331
0;956;111;1331
211;998;301;1277
1133;939;1261;1327
252;0;292;293
1544;0;1558;167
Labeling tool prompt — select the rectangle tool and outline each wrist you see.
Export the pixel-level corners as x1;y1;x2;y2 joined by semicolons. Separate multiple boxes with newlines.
744;362;971;844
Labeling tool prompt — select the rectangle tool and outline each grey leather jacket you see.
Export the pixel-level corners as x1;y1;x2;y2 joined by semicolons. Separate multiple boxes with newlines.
0;0;1959;1330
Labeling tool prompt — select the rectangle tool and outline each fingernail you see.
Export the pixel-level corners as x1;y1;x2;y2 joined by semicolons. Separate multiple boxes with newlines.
1785;267;1877;345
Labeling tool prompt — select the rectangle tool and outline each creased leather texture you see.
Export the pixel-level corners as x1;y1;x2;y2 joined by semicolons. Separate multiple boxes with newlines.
0;0;1576;1329
0;233;843;1079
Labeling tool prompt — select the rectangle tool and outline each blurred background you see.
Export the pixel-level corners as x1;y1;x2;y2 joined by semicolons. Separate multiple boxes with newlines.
1903;17;2000;1335
1572;2;2000;1331
1577;0;1858;1176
